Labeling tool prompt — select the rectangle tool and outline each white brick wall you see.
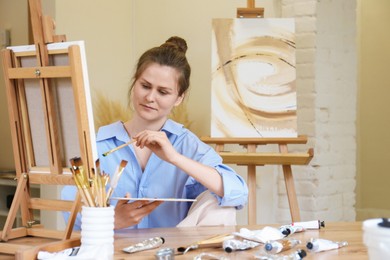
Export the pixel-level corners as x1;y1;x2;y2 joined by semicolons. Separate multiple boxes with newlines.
273;0;357;223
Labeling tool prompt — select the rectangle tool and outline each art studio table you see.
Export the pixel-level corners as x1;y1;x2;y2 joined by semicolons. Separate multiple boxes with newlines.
0;222;368;259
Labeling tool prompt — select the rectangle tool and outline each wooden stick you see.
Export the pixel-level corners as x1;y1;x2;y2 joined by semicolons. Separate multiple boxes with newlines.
102;139;136;157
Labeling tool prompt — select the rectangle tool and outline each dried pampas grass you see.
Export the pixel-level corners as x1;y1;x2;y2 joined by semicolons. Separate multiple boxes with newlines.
93;91;130;130
93;90;193;131
170;102;193;130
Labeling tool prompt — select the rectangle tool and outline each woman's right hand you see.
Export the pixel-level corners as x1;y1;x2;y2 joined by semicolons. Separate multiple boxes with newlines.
113;193;163;230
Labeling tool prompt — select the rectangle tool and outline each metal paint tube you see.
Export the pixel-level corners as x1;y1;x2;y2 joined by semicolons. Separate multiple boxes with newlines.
223;238;261;253
306;238;348;253
155;247;175;259
279;225;305;236
255;249;307;259
264;238;301;254
194;252;229;260
291;220;325;230
37;247;80;258
123;237;165;253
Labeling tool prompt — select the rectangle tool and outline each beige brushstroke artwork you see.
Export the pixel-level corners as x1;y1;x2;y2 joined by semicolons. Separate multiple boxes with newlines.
211;18;297;137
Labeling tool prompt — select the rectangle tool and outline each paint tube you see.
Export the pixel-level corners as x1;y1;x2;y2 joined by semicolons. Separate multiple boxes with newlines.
38;247;80;258
194;252;230;260
223;238;261;253
291;220;325;230
264;238;301;254
123;237;165;253
306;238;348;253
155;248;175;260
255;249;307;260
279;225;305;236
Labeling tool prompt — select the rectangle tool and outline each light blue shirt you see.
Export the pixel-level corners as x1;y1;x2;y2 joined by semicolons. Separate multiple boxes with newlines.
62;119;248;229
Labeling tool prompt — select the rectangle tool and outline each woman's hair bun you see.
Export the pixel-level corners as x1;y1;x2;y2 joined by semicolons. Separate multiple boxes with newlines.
161;36;188;54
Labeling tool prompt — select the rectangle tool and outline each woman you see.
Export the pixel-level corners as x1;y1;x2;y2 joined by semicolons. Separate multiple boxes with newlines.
62;36;248;229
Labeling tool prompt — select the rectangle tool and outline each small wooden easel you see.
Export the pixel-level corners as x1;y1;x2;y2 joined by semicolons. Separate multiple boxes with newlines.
0;0;95;257
203;0;313;225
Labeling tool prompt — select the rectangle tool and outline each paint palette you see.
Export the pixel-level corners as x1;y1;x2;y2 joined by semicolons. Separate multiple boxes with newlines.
110;197;196;202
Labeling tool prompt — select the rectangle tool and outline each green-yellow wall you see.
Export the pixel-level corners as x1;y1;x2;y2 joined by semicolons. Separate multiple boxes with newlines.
53;0;276;137
0;0;29;170
356;0;390;219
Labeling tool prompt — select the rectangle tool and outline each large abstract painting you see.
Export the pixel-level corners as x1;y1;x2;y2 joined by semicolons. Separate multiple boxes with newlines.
211;18;297;138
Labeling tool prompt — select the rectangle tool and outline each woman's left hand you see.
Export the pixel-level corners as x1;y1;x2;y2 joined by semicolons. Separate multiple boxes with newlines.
134;130;179;163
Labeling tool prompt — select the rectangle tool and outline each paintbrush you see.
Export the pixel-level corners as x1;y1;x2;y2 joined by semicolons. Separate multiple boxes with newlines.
95;159;107;207
106;160;128;204
177;233;234;254
69;157;96;207
70;167;90;207
72;166;95;207
102;139;136;157
70;157;89;184
90;168;97;202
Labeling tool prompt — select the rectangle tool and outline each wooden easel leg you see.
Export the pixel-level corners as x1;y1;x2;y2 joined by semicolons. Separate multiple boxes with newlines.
63;192;82;240
20;177;35;228
282;165;301;222
1;174;29;241
247;165;257;225
279;144;301;222
247;144;257;225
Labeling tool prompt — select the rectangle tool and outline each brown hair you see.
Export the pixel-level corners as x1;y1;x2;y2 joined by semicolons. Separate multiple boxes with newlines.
128;36;191;103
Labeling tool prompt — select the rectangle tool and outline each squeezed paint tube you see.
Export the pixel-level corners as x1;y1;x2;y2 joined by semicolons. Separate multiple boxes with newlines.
306;238;348;253
264;238;301;254
255;249;307;260
123;237;165;253
155;248;175;259
291;220;325;230
279;225;305;236
38;247;80;258
194;252;229;260
223;238;261;253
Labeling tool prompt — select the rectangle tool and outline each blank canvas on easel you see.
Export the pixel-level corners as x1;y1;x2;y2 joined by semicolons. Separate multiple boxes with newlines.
7;41;97;170
211;18;297;138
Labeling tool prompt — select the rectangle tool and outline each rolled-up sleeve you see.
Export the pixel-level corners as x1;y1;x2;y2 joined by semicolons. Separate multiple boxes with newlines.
215;164;248;209
197;146;248;209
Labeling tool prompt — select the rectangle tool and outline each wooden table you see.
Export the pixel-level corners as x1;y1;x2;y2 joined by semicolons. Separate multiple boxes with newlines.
0;222;368;259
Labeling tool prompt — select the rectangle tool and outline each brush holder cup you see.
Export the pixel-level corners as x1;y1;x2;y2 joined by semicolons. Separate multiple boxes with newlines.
81;206;115;258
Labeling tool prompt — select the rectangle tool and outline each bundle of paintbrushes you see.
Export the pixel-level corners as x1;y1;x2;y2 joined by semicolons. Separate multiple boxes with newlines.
69;157;128;207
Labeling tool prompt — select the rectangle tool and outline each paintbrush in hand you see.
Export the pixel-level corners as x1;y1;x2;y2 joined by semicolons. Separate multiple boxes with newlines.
102;139;136;157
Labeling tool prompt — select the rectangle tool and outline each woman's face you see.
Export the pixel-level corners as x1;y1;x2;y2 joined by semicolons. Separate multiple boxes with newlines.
132;63;183;123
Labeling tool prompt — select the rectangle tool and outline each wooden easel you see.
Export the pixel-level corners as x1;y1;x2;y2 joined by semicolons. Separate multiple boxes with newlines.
201;137;313;225
237;0;264;18
204;0;313;225
0;0;95;257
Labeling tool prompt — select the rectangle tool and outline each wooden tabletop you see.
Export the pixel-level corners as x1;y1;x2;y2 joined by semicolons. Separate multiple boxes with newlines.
0;222;368;259
113;222;367;259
